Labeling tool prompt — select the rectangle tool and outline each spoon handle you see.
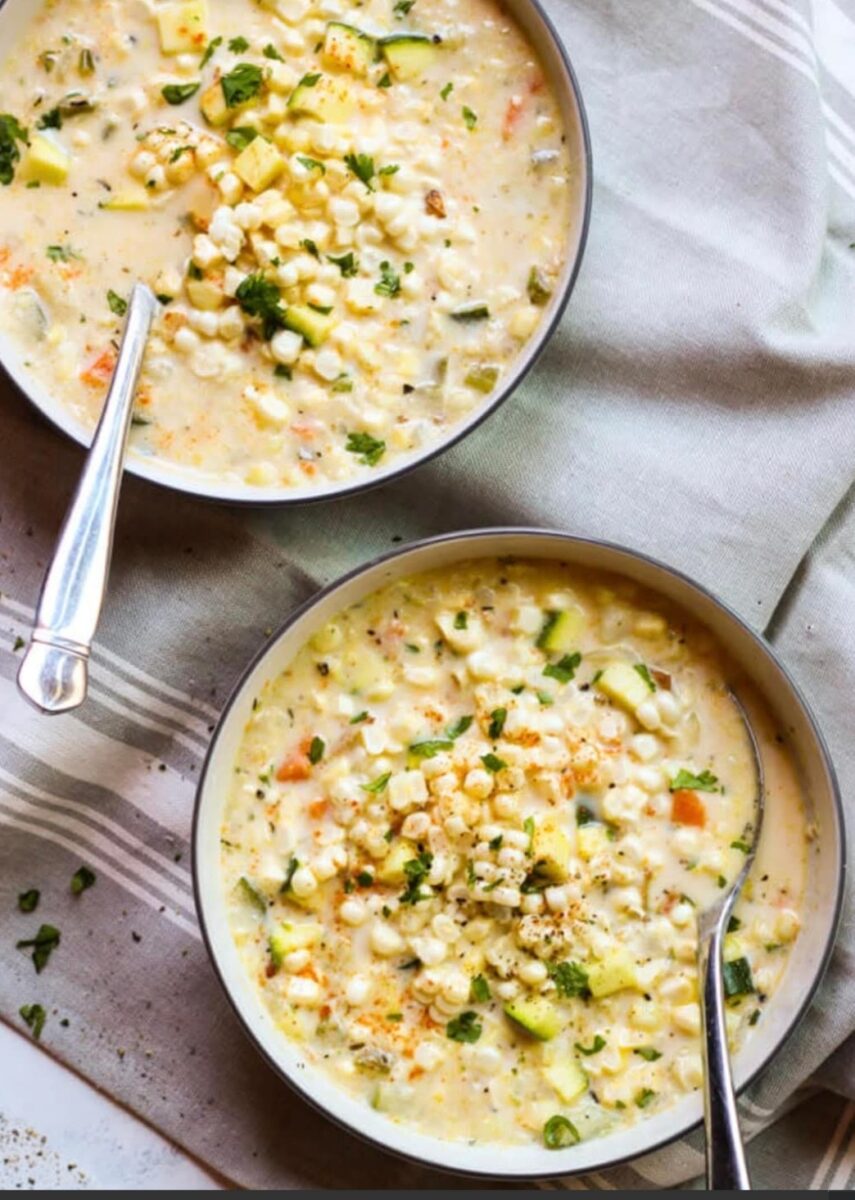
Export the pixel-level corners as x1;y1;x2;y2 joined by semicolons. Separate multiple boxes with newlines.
17;283;158;714
699;921;752;1190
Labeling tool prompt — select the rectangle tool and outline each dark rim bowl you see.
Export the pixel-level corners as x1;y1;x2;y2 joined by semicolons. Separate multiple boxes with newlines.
0;0;592;508
193;527;846;1179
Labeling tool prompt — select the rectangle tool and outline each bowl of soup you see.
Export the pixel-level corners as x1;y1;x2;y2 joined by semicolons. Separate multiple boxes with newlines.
0;0;591;503
193;528;845;1177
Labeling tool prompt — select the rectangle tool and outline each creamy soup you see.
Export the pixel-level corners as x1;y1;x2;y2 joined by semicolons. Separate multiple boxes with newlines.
0;0;577;490
221;559;806;1148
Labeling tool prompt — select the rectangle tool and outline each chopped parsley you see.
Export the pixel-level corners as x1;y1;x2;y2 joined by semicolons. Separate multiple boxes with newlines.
374;260;401;297
356;871;374;888
543;1115;580;1149
575;1034;606;1055
377;72;392;88
297;154;325;174
16;923;61;973
221;62;264;108
730;838;752;853
462;105;477;130
481;752;507;773
301;237;321;259
0;113;28;185
226;126;259;151
446;1010;482;1043
409;738;453;759
440;82;453;100
17;889;40;913
722;956;755;998
633;1046;662;1062
107;290;128;317
635;1089;657;1109
19;1003;46;1040
470;973;491;1003
200;35;223;68
378;163;399;176
326;250;358;277
349;711;370;725
446;714;474;739
489;834;503;851
274;363;291;379
238;876;267;912
228;36;250;53
633;663;657;692
37;107;62;130
362;772;391;793
344;151;375;191
543;651;581;684
400;851;433;905
453;611;468;629
263;43;284;61
235;273;286;338
488;707;507;739
345;431;386;466
547;960;590;999
70;866;96;895
47;244;77;262
308;736;325;764
394;0;416;15
280;856;300;894
162;81;201;105
670;768;720;792
450;302;489;322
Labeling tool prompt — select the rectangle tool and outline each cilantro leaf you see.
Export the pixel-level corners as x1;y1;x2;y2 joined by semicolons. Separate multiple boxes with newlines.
162;81;201;105
344;151;375;190
670;768;720;792
345;431;386;466
221;63;264;108
235;273;286;339
446;1010;482;1043
0;113;28;185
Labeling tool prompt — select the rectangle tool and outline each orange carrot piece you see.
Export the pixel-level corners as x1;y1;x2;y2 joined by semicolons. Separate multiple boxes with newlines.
80;348;117;388
671;789;707;827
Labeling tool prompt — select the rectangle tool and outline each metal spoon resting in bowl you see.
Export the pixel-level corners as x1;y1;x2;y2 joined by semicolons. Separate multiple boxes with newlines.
17;282;158;714
698;689;766;1190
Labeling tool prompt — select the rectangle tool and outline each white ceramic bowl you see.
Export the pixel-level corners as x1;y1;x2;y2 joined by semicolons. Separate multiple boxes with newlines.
193;528;846;1179
0;0;592;507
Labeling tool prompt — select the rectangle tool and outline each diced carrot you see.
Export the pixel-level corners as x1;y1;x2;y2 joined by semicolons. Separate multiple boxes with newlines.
80;348;117;388
308;798;328;820
0;247;11;267
276;753;311;782
7;264;34;291
671;789;707;827
408;1065;425;1081
502;95;525;140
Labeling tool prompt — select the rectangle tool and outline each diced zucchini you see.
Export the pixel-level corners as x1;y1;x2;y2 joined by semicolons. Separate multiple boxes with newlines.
576;824;610;861
21;135;70;185
504;996;562;1041
156;0;208;55
464;365;499;393
596;663;651;713
233;136;285;191
376;839;417;885
323;22;376;76
101;187;150;211
284;303;334;346
380;34;438;81
200;82;230;126
269;921;322;967
543;1059;588;1104
186;279;224;310
723;933;746;963
537;608;584;654
287;73;354;122
587;948;638;998
532;821;573;883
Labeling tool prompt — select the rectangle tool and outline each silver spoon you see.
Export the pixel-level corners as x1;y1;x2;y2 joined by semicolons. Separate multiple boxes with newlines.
17;282;158;714
697;689;765;1189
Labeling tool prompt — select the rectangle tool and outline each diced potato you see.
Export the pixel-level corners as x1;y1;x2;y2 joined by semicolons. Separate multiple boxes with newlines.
200;82;229;127
101;187;151;211
596;663;651;713
186;279;224;310
233;137;285;192
587;948;639;998
376;839;418;885
532;821;573;883
21;135;70;185
342;647;394;699
156;0;208;55
577;824;610;861
543;1059;588;1104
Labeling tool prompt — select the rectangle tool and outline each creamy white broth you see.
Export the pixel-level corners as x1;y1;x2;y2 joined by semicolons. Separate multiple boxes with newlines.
0;0;577;490
220;559;806;1148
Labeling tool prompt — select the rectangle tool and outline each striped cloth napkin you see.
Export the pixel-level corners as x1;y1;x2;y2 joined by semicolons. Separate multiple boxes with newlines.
1;0;854;1189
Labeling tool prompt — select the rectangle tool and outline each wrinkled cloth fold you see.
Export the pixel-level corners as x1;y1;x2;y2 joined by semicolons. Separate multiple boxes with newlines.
1;0;853;1189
